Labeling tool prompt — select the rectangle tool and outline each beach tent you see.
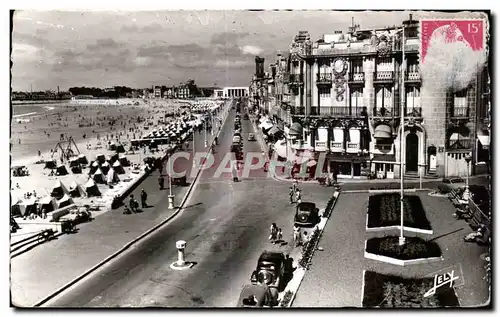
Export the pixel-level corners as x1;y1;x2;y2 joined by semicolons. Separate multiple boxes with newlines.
78;154;88;165
106;168;120;184
92;169;106;184
112;160;125;174
88;161;99;175
57;194;74;209
18;199;37;216
109;153;119;165
56;164;69;176
69;181;86;198
84;179;101;197
100;162;110;175
44;160;57;169
108;142;117;151
69;158;80;168
50;180;69;200
119;154;130;167
11;198;22;217
96;154;106;164
38;196;57;212
115;143;125;153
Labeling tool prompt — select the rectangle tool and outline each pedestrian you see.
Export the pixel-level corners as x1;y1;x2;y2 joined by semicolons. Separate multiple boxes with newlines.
140;189;148;208
296;189;302;204
289;187;294;204
277;228;283;243
158;175;165;190
269;223;278;244
129;195;138;212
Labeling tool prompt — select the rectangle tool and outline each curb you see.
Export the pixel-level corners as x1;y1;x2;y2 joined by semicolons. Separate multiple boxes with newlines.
363;240;443;266
365;214;434;235
281;191;340;307
34;101;233;307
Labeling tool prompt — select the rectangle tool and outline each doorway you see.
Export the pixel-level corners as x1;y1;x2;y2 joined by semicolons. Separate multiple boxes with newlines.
406;133;419;172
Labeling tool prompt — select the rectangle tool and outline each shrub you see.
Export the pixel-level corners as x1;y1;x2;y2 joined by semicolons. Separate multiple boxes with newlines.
363;271;460;307
366;236;442;260
279;291;294;307
299;228;320;268
367;194;432;230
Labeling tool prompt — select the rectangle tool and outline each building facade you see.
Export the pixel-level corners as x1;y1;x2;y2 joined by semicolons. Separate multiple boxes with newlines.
255;16;489;179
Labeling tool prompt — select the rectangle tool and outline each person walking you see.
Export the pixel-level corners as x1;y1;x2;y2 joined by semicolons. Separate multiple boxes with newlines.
269;223;278;244
295;188;302;204
289;187;295;204
277;228;283;244
140;189;148;208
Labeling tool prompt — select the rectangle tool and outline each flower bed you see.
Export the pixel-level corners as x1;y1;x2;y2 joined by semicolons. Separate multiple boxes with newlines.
363;271;459;307
367;193;432;230
279;290;294;307
298;228;320;269
366;237;441;260
322;195;337;218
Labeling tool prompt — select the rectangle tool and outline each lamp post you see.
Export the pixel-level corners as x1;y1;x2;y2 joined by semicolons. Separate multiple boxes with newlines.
167;151;174;209
463;155;472;201
399;26;406;246
204;115;208;148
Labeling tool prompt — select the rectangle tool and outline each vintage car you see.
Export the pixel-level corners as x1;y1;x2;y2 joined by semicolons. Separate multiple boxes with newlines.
251;251;287;291
233;135;242;144
243;114;249;120
237;284;278;308
294;202;320;241
248;133;256;141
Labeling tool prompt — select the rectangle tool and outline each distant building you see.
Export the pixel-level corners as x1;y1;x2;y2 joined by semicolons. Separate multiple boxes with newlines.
222;87;249;98
214;89;224;98
153;86;162;98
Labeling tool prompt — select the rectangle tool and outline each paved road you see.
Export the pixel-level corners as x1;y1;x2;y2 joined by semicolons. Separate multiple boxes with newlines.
10;102;229;307
45;106;335;307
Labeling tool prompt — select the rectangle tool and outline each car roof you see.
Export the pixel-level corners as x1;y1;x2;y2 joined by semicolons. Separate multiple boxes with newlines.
297;202;316;209
258;251;285;263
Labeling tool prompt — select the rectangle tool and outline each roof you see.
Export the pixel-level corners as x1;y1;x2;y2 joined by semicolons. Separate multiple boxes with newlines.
297;202;316;210
258;251;285;264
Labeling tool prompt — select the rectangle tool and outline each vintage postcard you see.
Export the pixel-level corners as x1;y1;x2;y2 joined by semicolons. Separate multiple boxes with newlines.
9;9;491;308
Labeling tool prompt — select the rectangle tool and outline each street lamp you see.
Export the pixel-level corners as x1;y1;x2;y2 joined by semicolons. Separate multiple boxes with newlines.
168;156;174;209
204;117;208;148
463;155;472;201
398;26;406;246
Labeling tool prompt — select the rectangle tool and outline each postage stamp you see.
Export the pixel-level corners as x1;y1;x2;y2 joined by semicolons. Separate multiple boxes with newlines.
420;19;486;63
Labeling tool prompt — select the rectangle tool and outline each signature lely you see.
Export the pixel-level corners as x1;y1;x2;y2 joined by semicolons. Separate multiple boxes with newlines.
424;270;460;298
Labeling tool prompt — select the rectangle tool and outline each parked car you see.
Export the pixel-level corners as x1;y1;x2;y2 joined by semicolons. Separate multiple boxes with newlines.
233;135;242;144
294;202;320;227
248;133;256;141
237;284;278;308
244;114;249;120
251;251;287;291
441;177;465;189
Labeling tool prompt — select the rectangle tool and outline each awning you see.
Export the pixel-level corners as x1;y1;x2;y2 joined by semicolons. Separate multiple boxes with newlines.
349;129;360;143
259;121;273;130
333;128;344;142
267;126;281;136
450;133;459;141
274;139;288;158
372;155;396;163
374;124;392;139
317;127;328;143
289;122;303;136
478;135;489;147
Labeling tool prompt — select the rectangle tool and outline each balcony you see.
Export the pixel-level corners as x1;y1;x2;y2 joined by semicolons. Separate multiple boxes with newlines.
447;138;472;150
289;74;304;86
348;72;365;84
451;107;469;118
372;107;400;118
289;106;305;116
346;142;360;153
315;140;328;151
405;71;421;83
405;106;422;117
310;106;367;117
316;73;332;86
330;141;344;153
372;143;394;155
373;71;394;84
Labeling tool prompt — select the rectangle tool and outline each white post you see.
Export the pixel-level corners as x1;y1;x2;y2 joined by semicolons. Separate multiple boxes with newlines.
204;117;208;148
399;26;406;246
168;153;174;209
176;240;186;266
463;156;471;201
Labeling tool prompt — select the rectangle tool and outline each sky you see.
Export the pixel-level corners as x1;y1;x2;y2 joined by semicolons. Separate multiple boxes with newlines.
10;10;471;91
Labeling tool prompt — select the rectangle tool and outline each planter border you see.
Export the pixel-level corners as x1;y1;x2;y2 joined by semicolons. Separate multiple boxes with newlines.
363;240;443;266
365;213;434;234
368;188;416;194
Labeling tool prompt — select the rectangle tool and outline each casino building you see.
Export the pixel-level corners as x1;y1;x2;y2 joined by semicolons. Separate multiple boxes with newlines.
253;15;489;179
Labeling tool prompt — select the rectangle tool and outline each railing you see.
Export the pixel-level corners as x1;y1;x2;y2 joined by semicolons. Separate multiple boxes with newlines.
310;106;367;117
290;74;304;84
372;107;400;117
405;106;422;117
452;107;469;117
330;141;344;152
316;73;333;84
468;199;491;228
348;72;365;83
289;106;305;115
373;71;394;82
346;142;360;153
447;138;472;150
405;71;421;82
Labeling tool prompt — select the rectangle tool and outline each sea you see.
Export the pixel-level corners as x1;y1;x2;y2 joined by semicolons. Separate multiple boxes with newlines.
11;101;71;118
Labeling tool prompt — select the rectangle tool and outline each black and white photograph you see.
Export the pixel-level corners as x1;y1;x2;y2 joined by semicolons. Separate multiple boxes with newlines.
7;7;491;309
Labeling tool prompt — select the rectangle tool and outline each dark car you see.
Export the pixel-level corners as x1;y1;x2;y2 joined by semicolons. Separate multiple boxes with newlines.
231;144;243;160
237;284;278;308
294;202;320;227
251;251;287;291
244;114;249;120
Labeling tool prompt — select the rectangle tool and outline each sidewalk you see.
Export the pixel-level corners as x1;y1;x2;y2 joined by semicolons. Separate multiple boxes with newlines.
11;102;233;307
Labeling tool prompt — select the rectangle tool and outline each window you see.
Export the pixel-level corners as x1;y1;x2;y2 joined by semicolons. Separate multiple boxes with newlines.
376;87;392;109
319;87;331;107
406;57;419;73
454;89;467;107
406;87;420;113
351;59;363;73
350;88;363;113
319;60;331;73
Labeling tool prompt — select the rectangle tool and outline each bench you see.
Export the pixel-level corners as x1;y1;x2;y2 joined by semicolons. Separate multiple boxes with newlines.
467;199;491;230
448;189;464;207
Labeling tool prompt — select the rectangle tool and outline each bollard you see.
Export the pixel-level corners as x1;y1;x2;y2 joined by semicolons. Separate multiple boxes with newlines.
170;240;194;270
204;140;208;148
168;195;175;210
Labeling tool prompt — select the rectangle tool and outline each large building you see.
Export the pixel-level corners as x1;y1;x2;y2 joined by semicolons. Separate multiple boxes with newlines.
254;15;489;179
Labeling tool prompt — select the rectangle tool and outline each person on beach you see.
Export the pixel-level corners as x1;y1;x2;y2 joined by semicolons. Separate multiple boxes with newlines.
277;228;283;243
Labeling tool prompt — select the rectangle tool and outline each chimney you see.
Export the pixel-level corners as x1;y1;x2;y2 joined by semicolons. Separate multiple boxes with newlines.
409;14;413;22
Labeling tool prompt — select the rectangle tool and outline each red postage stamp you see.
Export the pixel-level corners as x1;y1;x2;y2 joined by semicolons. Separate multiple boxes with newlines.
421;19;485;63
